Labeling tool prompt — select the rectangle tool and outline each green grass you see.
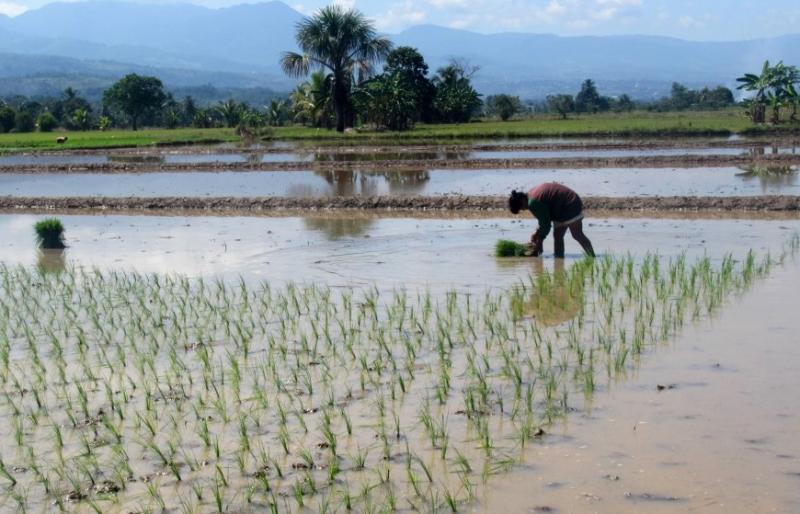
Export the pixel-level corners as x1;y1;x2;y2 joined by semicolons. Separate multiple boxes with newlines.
0;127;238;153
2;110;799;152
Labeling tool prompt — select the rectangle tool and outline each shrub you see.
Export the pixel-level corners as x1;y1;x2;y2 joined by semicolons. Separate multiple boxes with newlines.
37;112;58;132
34;218;66;249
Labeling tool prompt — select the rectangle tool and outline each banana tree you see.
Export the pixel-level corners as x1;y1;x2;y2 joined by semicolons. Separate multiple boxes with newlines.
737;60;773;123
785;84;799;121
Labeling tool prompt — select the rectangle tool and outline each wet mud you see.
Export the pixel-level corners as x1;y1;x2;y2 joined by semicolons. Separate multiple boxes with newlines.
2;194;799;213
2;153;800;173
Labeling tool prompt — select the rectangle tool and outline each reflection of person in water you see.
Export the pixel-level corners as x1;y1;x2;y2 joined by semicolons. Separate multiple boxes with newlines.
527;258;584;327
508;183;595;258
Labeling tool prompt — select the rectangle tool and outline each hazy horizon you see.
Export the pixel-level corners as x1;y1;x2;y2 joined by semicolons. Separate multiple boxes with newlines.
0;0;798;42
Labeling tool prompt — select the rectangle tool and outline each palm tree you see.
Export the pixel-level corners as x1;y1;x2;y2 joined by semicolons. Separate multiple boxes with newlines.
217;99;244;128
265;99;286;127
281;6;392;132
291;71;333;127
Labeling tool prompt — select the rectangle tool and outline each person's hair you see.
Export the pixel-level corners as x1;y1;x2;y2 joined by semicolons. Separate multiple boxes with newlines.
508;189;526;214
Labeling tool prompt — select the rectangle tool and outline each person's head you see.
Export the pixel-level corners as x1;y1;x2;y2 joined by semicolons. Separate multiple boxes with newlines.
508;189;528;214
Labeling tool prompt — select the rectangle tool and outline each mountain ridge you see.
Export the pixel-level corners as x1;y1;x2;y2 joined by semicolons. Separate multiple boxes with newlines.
0;1;798;99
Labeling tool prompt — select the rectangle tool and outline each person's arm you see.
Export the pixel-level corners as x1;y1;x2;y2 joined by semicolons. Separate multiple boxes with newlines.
528;200;551;241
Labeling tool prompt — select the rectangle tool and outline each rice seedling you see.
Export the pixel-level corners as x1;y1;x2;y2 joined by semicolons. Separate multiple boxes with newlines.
0;235;794;513
33;218;67;250
494;239;530;258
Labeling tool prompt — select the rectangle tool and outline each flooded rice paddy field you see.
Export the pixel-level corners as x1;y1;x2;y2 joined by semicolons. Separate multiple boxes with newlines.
1;214;798;289
0;212;798;514
2;135;800;514
1;137;799;168
1;167;798;199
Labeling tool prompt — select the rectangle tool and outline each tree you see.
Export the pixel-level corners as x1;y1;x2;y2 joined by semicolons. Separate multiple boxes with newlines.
14;111;35;132
574;79;609;114
71;108;92;130
0;104;14;133
546;94;575;119
266;99;288;127
37;112;58;132
383;46;436;123
182;96;198;126
216;99;245;128
612;94;635;112
485;94;522;121
737;61;775;123
103;74;167;130
353;71;417;130
281;5;392;132
290;71;333;127
432;62;482;123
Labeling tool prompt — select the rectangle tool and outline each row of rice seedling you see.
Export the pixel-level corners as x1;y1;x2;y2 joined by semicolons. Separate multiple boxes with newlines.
0;235;796;513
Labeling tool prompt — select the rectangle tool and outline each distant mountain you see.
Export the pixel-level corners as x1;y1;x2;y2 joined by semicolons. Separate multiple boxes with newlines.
1;1;799;99
2;1;302;71
0;52;283;100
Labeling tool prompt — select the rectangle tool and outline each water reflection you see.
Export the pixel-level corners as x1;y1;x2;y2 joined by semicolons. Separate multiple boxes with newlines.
37;248;66;274
307;150;470;162
736;165;798;193
314;169;430;196
499;257;585;327
303;216;376;240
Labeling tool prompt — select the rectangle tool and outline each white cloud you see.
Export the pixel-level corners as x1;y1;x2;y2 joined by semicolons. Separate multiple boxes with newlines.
375;0;427;30
0;1;27;16
332;0;355;9
678;15;703;28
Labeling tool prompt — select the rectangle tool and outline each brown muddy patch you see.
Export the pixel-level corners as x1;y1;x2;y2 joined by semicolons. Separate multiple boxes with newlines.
1;194;799;213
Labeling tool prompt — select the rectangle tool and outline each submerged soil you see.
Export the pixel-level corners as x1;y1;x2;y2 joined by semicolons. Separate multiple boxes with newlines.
477;262;800;514
2;194;800;213
1;153;800;173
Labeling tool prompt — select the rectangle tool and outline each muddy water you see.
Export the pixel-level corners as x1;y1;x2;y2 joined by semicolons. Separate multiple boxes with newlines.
0;214;797;291
475;262;800;514
2;144;798;167
1;167;797;198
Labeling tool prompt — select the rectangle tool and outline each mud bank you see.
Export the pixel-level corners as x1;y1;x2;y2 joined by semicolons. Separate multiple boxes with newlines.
6;137;799;157
2;194;799;213
2;153;800;174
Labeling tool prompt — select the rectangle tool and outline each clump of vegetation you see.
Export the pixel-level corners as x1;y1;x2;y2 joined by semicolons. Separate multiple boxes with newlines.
736;164;797;177
495;239;529;257
33;218;66;249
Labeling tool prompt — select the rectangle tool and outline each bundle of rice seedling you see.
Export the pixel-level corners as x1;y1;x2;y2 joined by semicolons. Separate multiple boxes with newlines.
495;239;528;257
34;218;66;249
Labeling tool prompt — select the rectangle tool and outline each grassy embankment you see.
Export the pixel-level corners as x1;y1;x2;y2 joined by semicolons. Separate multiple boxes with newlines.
1;110;798;153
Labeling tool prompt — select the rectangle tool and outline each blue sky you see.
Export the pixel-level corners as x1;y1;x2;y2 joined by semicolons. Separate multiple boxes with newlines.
1;0;798;40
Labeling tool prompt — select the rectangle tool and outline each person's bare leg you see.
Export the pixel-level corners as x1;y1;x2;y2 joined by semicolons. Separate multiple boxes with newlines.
569;220;595;257
553;225;568;258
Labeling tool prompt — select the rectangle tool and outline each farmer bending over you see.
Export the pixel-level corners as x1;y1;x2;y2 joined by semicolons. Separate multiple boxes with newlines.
508;183;595;258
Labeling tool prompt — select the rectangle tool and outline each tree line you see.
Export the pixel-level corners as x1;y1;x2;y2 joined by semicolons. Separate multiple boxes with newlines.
1;5;791;135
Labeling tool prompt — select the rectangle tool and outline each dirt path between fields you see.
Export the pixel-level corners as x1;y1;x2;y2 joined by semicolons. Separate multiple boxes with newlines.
2;195;799;213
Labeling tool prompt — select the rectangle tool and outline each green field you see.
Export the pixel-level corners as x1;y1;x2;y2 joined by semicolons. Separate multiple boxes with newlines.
1;110;798;152
0;128;238;153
